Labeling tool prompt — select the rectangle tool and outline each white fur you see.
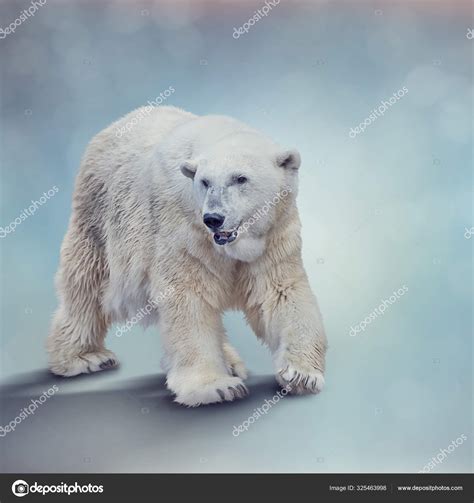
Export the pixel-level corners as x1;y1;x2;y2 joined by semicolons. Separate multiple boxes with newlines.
47;106;327;406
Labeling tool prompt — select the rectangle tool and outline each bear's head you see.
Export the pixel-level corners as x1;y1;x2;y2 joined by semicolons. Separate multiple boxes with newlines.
180;133;300;262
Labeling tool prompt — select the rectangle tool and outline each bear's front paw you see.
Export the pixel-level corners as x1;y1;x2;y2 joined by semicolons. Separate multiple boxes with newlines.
171;375;249;407
276;364;325;395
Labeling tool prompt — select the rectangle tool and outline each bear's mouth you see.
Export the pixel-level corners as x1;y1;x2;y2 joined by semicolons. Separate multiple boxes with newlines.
213;229;238;246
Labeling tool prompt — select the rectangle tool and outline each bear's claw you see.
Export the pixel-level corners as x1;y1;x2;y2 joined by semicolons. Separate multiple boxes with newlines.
173;376;249;407
277;365;325;395
50;350;119;377
99;358;117;370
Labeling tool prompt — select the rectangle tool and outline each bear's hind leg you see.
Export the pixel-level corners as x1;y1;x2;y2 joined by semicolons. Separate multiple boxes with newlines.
223;341;248;379
47;222;118;377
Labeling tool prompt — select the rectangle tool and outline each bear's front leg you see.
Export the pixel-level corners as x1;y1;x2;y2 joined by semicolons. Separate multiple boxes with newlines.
159;290;248;407
248;265;327;395
273;280;327;394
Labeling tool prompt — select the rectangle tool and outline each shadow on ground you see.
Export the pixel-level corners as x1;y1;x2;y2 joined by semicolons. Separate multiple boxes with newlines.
0;370;301;472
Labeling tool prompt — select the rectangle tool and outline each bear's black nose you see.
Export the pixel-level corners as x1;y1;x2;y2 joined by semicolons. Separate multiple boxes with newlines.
203;213;225;230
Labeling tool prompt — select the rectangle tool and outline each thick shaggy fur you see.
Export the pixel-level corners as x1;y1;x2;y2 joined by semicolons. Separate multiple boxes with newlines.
47;106;327;406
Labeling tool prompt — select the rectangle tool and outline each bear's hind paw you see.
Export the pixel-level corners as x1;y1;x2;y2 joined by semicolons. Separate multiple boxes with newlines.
49;349;119;377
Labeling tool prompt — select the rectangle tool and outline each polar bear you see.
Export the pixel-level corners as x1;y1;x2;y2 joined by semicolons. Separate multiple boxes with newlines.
47;106;327;406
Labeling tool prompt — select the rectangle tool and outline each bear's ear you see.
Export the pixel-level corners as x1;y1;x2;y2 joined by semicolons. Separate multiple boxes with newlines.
180;160;198;179
276;149;301;170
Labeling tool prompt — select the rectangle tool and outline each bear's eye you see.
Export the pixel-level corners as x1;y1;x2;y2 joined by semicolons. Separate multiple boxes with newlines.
236;176;248;185
201;179;209;188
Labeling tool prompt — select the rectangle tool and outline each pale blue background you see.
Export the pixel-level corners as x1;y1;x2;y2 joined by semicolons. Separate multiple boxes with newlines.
0;0;472;473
